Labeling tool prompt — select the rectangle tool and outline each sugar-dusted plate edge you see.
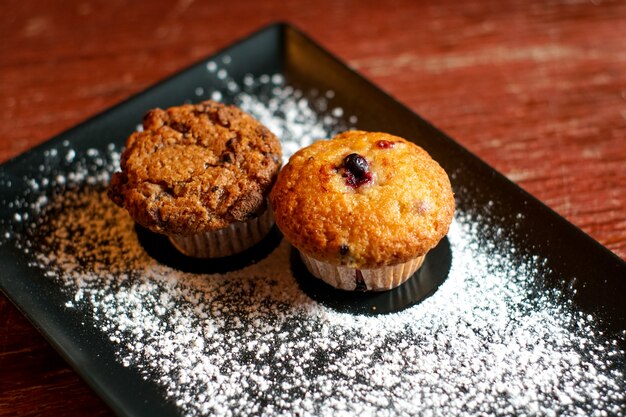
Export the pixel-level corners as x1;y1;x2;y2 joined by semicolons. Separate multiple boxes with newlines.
0;22;288;417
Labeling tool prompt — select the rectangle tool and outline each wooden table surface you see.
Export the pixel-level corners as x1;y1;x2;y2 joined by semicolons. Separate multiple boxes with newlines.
1;0;625;415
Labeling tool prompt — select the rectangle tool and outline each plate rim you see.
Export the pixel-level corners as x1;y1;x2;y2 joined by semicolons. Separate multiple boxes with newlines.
0;21;624;417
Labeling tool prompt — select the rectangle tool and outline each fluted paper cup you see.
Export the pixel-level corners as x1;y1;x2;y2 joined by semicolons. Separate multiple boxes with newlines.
299;251;426;291
168;208;273;258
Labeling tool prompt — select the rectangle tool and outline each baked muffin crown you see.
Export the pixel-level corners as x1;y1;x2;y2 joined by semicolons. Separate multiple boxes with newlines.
270;131;455;268
109;100;282;235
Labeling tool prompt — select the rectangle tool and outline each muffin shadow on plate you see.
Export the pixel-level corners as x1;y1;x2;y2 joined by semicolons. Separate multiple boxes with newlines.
290;236;452;315
135;223;283;274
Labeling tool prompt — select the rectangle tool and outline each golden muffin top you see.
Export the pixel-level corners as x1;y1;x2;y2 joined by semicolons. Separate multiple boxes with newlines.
108;100;282;236
270;131;454;268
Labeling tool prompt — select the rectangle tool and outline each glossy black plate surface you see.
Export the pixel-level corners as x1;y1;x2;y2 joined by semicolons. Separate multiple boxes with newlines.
0;23;624;417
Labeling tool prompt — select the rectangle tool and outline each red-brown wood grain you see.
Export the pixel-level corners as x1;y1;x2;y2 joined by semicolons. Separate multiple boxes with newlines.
1;0;624;415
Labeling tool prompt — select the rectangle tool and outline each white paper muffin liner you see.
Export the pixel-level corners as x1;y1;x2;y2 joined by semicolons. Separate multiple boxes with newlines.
168;208;274;258
299;251;426;291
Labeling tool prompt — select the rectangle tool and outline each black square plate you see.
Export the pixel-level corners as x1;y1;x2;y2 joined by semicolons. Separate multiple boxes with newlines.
0;23;624;417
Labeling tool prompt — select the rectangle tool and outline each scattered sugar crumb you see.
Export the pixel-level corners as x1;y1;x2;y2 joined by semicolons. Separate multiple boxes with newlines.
0;73;623;417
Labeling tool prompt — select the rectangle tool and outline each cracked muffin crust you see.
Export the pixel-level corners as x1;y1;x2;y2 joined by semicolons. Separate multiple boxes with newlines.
270;131;454;291
108;100;282;237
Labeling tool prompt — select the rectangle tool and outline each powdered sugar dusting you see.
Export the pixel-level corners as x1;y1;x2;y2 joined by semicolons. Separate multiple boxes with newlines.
202;60;354;162
1;74;625;417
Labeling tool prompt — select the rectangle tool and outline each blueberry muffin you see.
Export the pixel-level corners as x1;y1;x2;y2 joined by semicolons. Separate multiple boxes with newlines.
108;100;282;258
270;131;454;291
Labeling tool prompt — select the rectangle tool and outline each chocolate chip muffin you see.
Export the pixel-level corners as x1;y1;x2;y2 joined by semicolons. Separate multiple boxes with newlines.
109;100;282;258
270;130;454;291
